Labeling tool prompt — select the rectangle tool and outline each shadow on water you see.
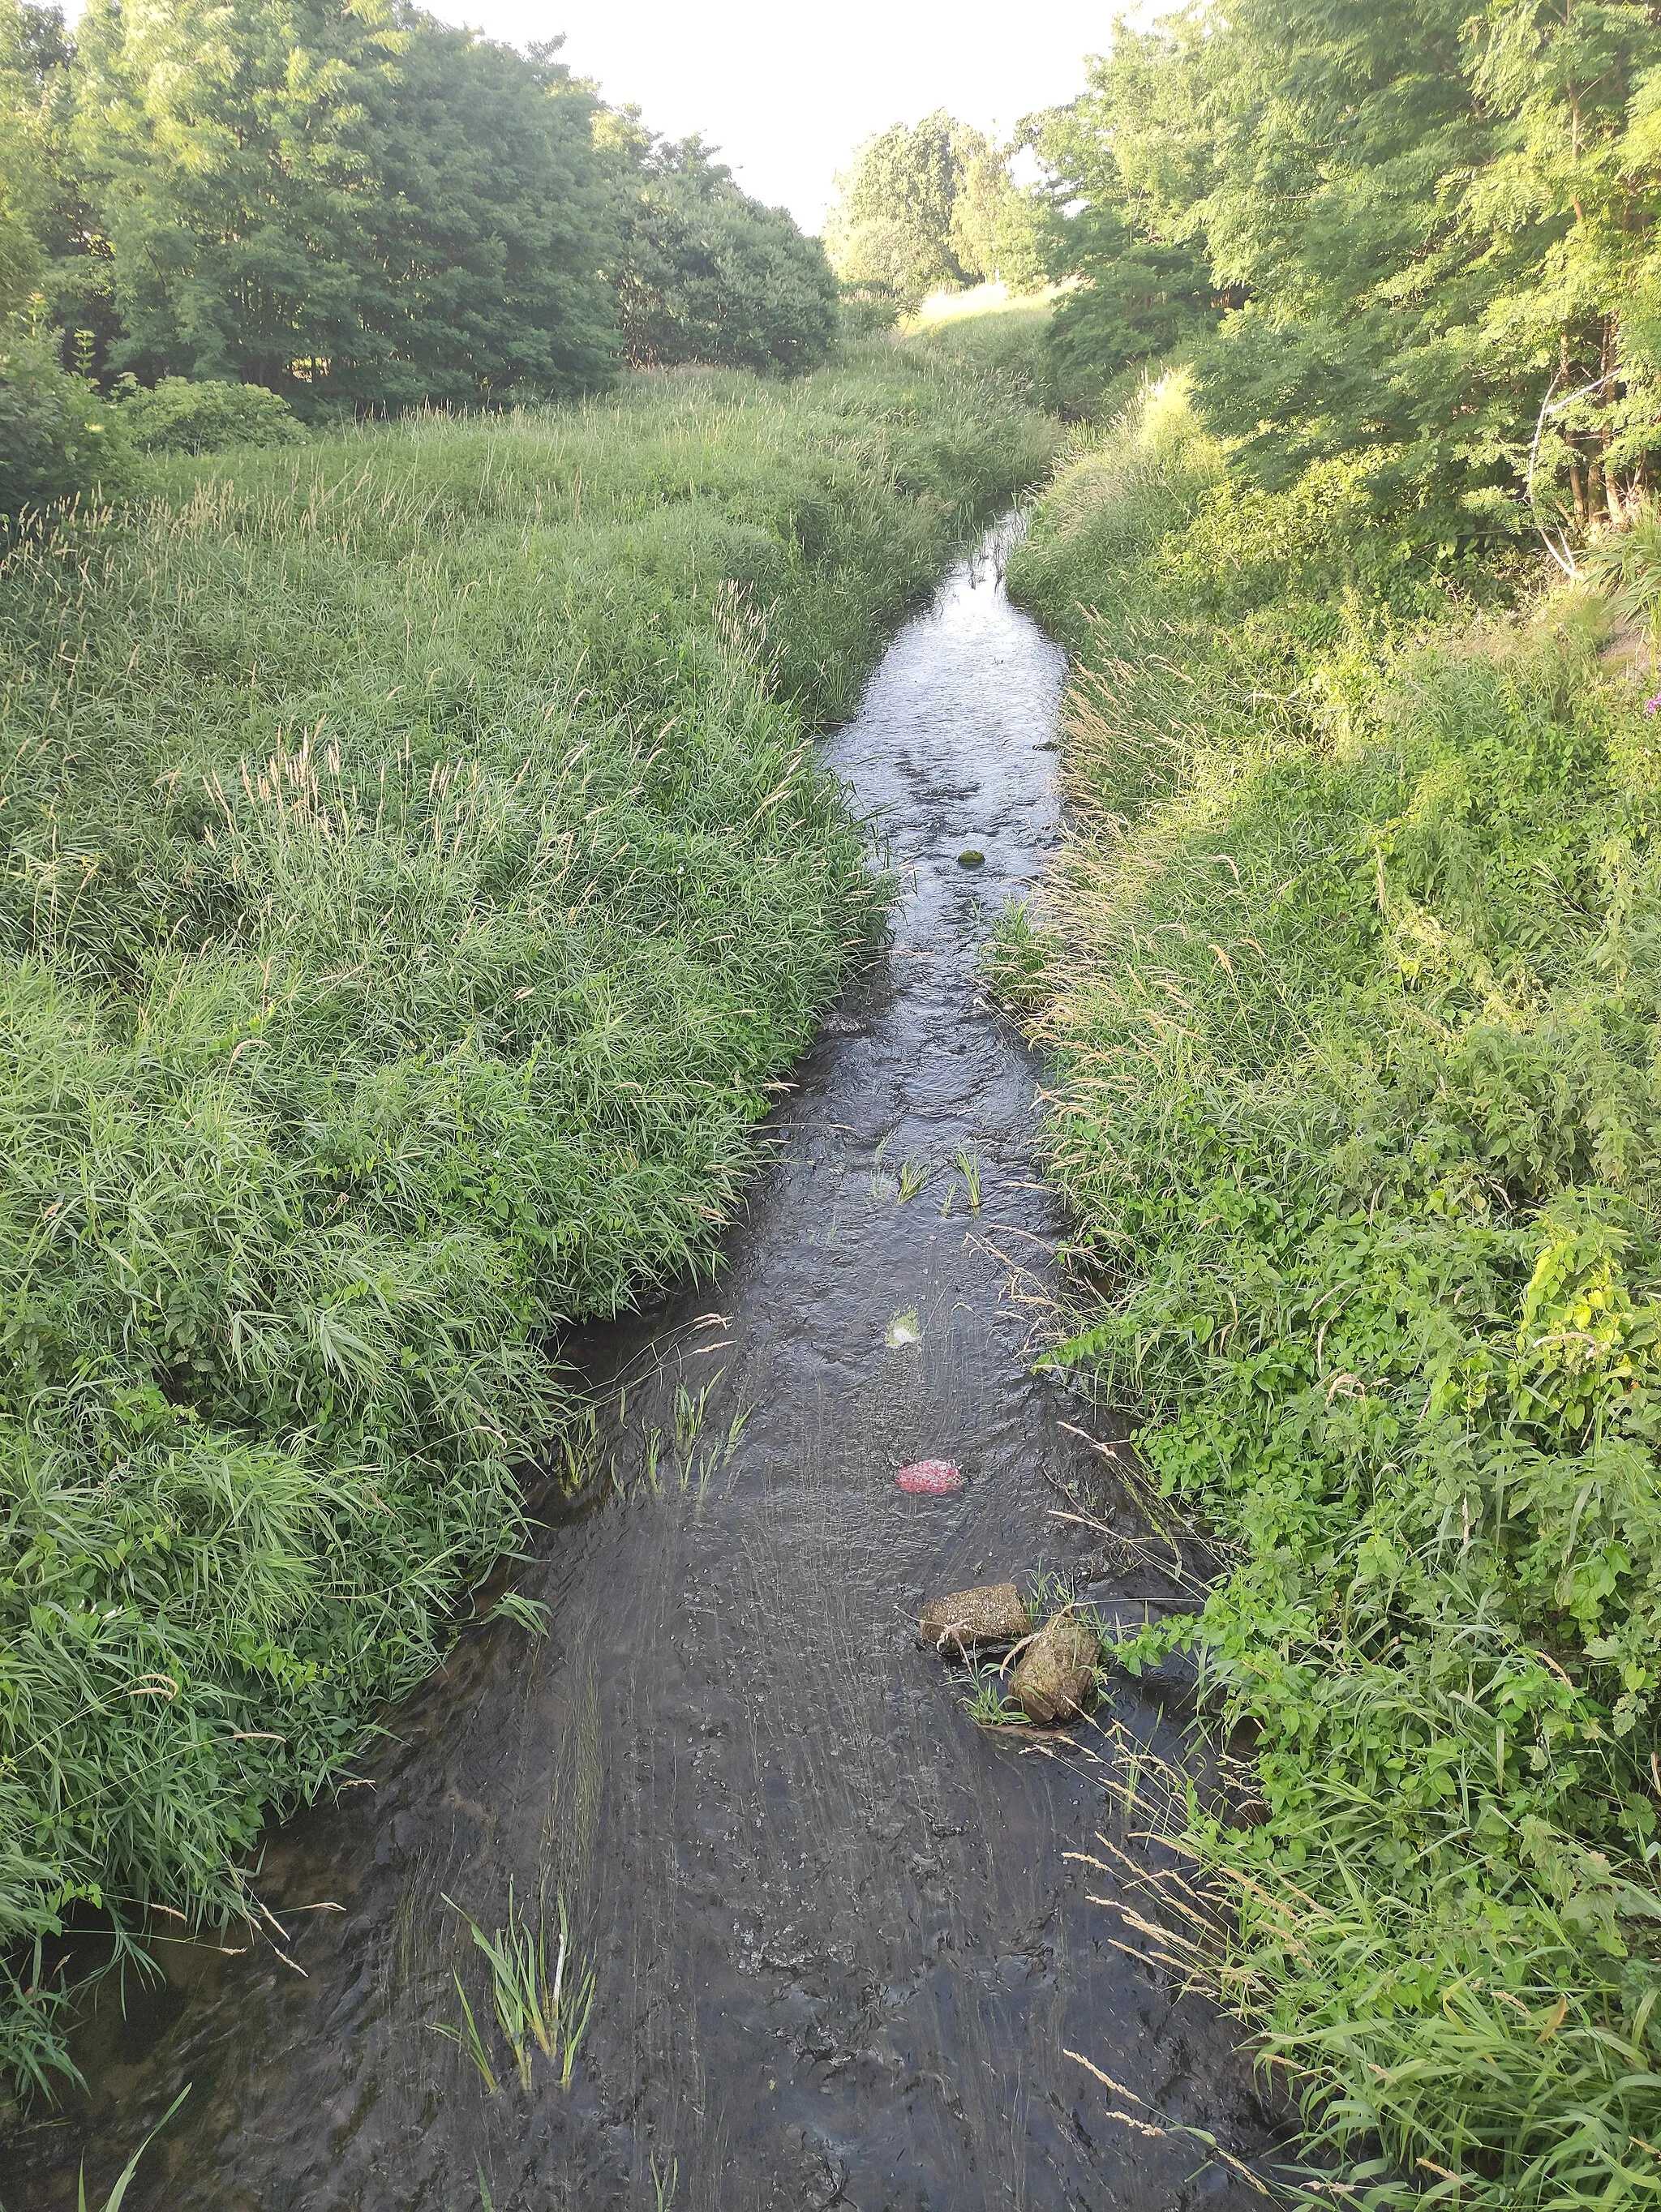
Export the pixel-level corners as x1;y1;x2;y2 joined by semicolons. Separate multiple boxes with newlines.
3;522;1292;2211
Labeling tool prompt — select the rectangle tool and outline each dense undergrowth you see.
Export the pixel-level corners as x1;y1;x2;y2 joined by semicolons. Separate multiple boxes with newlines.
0;346;1054;2099
1005;379;1661;2206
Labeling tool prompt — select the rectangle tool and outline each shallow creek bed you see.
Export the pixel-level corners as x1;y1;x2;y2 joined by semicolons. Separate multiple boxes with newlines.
6;525;1287;2212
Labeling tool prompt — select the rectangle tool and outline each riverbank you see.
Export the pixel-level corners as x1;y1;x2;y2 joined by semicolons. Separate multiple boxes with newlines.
0;348;1056;2100
1003;375;1661;2206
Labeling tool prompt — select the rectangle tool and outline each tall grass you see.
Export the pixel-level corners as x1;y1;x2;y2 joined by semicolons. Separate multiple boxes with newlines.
0;349;1055;2100
902;289;1057;405
1006;381;1661;2204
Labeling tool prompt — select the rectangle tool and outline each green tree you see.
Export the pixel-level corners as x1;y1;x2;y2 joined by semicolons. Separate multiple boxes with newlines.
1454;0;1661;531
949;133;1050;291
0;2;130;521
358;26;617;405
1037;24;1221;401
825;109;974;303
1044;0;1661;534
0;0;71;319
71;0;393;393
71;0;617;408
598;116;838;371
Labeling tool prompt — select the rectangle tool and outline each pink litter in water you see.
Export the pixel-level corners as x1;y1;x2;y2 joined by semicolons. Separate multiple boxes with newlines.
895;1460;965;1495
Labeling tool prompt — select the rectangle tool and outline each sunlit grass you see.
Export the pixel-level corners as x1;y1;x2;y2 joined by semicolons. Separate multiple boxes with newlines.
903;291;1056;396
908;281;1058;327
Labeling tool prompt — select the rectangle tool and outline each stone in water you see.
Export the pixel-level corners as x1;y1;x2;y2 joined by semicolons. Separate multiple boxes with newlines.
895;1460;964;1495
1011;1613;1101;1724
919;1583;1029;1654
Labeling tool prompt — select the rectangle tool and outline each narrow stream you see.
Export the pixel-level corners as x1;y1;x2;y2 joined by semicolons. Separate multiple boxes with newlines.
7;524;1283;2211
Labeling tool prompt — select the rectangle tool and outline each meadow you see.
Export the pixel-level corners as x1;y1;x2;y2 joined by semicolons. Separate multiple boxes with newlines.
1004;378;1661;2206
0;347;1055;2097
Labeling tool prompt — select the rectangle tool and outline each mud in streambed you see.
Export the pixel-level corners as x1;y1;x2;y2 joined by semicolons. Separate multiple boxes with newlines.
4;525;1286;2211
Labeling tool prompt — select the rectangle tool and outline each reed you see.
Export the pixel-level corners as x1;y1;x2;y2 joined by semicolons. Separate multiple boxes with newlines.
74;2088;189;2212
436;1882;596;2096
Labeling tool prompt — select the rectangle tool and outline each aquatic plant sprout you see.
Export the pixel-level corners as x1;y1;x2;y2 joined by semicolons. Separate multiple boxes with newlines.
436;1883;596;2095
76;2087;190;2212
431;1964;501;2097
895;1157;929;1200
961;1668;1024;1726
954;1148;983;1210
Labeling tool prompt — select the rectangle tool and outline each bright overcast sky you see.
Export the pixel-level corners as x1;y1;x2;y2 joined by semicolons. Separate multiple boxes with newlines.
427;0;1114;231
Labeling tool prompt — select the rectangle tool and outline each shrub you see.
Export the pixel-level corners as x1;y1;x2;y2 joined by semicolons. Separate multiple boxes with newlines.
838;284;901;337
0;321;128;520
114;374;305;454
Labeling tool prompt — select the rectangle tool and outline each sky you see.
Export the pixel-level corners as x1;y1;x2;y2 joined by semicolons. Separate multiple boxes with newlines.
424;0;1114;231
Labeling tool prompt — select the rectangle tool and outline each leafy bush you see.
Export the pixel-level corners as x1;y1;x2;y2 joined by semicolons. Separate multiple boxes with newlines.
114;374;304;453
838;284;900;337
1007;380;1661;2206
0;320;127;518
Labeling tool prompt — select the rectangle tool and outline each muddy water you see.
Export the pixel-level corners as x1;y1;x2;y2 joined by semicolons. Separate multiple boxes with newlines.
6;525;1284;2212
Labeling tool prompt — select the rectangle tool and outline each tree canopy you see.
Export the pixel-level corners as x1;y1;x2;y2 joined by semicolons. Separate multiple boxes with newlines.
0;0;71;320
824;109;1045;306
1037;0;1661;535
598;117;839;371
0;0;840;439
69;0;617;405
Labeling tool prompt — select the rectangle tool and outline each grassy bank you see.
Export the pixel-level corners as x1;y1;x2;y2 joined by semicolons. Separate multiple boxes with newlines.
1005;379;1661;2205
0;348;1054;2098
905;288;1062;411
